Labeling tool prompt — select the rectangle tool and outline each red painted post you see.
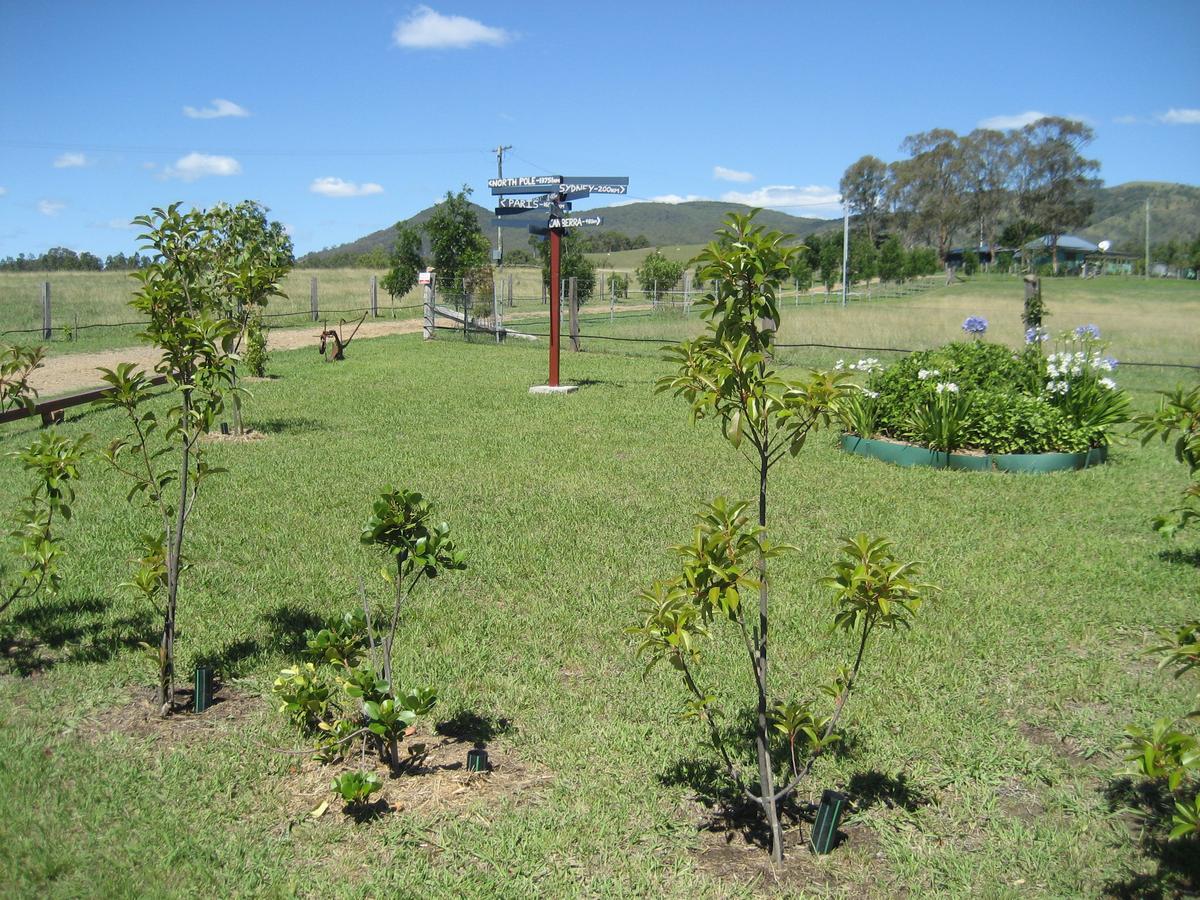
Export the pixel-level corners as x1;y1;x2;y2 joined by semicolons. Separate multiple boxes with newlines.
549;226;562;386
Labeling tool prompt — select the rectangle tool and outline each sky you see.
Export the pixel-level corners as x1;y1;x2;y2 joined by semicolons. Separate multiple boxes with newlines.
1;1;1197;259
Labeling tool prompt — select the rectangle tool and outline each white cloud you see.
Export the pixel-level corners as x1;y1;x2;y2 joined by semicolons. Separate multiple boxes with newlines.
53;152;89;168
977;111;1049;130
713;166;753;183
720;184;841;213
183;98;251;119
651;194;706;204
38;199;65;216
1159;108;1200;125
163;152;242;181
1113;115;1141;125
393;6;511;49
0;186;7;196
309;177;385;198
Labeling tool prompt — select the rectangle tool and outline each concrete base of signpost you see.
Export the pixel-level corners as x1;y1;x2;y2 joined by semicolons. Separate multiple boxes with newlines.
529;384;579;395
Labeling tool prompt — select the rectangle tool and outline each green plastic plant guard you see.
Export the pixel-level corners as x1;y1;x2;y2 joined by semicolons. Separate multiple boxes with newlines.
193;666;213;713
810;789;848;855
466;748;489;772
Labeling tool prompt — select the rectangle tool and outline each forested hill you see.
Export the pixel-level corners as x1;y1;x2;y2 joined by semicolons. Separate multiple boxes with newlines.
296;182;1200;265
1079;182;1200;252
297;201;832;264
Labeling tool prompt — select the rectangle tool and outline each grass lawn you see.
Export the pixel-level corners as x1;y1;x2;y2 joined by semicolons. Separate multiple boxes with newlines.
1;277;1198;897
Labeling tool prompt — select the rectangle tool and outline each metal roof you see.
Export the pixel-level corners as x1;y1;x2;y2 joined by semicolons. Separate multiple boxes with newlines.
1023;234;1099;252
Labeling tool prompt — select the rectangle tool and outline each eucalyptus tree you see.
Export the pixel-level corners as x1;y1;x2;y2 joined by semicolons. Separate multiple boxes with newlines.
890;129;967;264
97;204;240;715
960;129;1017;266
839;155;890;244
1016;117;1100;273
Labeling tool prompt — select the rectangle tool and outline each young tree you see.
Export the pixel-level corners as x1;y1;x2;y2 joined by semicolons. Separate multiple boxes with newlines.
381;223;424;302
635;250;685;302
849;231;878;286
638;212;930;862
97;204;240;715
424;185;491;295
788;252;813;292
839;155;890;244
535;229;597;301
818;233;842;295
1016;117;1100;274
877;235;906;283
208;201;293;433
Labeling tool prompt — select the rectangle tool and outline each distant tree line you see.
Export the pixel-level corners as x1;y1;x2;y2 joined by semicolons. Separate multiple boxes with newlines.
840;116;1100;273
1150;232;1200;275
0;247;155;272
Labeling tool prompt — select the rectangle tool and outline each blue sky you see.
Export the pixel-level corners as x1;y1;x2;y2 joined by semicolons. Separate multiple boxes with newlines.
1;1;1197;258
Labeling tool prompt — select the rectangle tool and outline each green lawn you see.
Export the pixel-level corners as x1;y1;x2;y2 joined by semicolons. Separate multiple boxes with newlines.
1;278;1198;897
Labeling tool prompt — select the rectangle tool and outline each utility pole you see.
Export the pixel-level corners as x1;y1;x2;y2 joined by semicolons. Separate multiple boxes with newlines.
1145;197;1150;280
841;202;850;307
493;144;512;263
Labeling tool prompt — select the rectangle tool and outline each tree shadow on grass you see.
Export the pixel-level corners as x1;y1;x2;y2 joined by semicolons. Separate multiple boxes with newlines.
435;710;512;746
3;594;155;676
1100;777;1200;898
844;770;931;813
1156;547;1200;569
252;417;325;436
191;604;325;677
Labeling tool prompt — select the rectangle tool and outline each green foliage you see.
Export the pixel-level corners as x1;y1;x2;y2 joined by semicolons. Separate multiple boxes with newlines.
822;534;929;635
331;770;382;806
818;234;842;292
535;229;597;302
635;251;686;300
424;186;491;295
1;344;45;414
788;253;813;292
906;385;970;453
1132;384;1200;537
303;609;367;668
0;430;88;618
610;273;629;299
381;224;423;300
962;391;1091;454
95;203;240;714
877;236;906;284
242;313;268;378
273;663;333;727
849;232;877;285
962;249;980;276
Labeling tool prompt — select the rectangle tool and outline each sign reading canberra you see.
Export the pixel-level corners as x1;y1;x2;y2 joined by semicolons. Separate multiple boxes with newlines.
547;216;603;229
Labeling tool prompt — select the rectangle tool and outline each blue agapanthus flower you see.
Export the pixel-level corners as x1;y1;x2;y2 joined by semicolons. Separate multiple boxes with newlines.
962;316;988;335
1074;324;1101;339
1025;326;1049;344
1103;356;1118;370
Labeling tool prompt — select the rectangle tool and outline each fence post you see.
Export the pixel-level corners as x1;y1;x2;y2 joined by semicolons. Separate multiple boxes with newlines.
41;281;51;339
683;270;692;315
569;277;579;352
541;280;547;305
493;279;501;345
422;279;435;340
507;274;514;308
370;275;378;317
310;276;318;321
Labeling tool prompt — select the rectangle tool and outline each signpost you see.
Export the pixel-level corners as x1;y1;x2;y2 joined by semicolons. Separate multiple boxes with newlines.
489;174;628;392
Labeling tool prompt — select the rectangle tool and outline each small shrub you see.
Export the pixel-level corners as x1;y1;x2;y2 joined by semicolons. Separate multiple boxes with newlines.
243;314;269;378
332;770;382;806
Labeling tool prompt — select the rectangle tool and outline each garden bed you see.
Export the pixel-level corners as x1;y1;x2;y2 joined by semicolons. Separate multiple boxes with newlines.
840;434;1108;473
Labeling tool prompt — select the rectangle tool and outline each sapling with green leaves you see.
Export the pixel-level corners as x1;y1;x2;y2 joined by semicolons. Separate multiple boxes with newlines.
1123;383;1200;840
638;210;931;861
0;431;88;618
207;201;293;432
1;343;45;414
96;203;240;715
272;489;464;779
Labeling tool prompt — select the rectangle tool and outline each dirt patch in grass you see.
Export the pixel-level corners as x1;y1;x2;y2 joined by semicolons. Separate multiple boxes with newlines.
200;428;268;444
77;682;261;744
279;729;552;826
1019;722;1092;768
686;800;901;897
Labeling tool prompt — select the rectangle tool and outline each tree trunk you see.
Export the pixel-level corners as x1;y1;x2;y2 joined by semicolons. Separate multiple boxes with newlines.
755;449;783;862
230;376;244;436
160;391;191;716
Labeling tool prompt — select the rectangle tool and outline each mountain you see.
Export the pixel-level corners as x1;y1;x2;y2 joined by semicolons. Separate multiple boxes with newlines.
298;182;1200;264
298;201;833;264
1079;182;1200;252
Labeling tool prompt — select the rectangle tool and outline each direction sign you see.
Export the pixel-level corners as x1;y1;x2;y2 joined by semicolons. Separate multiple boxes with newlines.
497;196;570;210
560;177;629;195
494;216;544;228
488;175;561;189
547;216;603;229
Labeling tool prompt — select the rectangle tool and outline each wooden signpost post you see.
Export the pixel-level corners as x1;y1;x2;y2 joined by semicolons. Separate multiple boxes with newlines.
488;174;629;394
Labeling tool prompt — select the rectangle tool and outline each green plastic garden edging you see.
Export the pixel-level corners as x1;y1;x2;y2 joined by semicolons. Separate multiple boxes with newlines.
839;434;1107;474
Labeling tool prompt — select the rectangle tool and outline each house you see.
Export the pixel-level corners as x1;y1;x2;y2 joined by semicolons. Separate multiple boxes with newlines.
1014;234;1134;274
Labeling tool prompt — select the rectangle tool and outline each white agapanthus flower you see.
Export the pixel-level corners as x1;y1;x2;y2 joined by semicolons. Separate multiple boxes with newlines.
834;359;845;370
848;357;882;373
1046;380;1070;395
1099;377;1117;390
935;382;959;394
918;368;941;381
